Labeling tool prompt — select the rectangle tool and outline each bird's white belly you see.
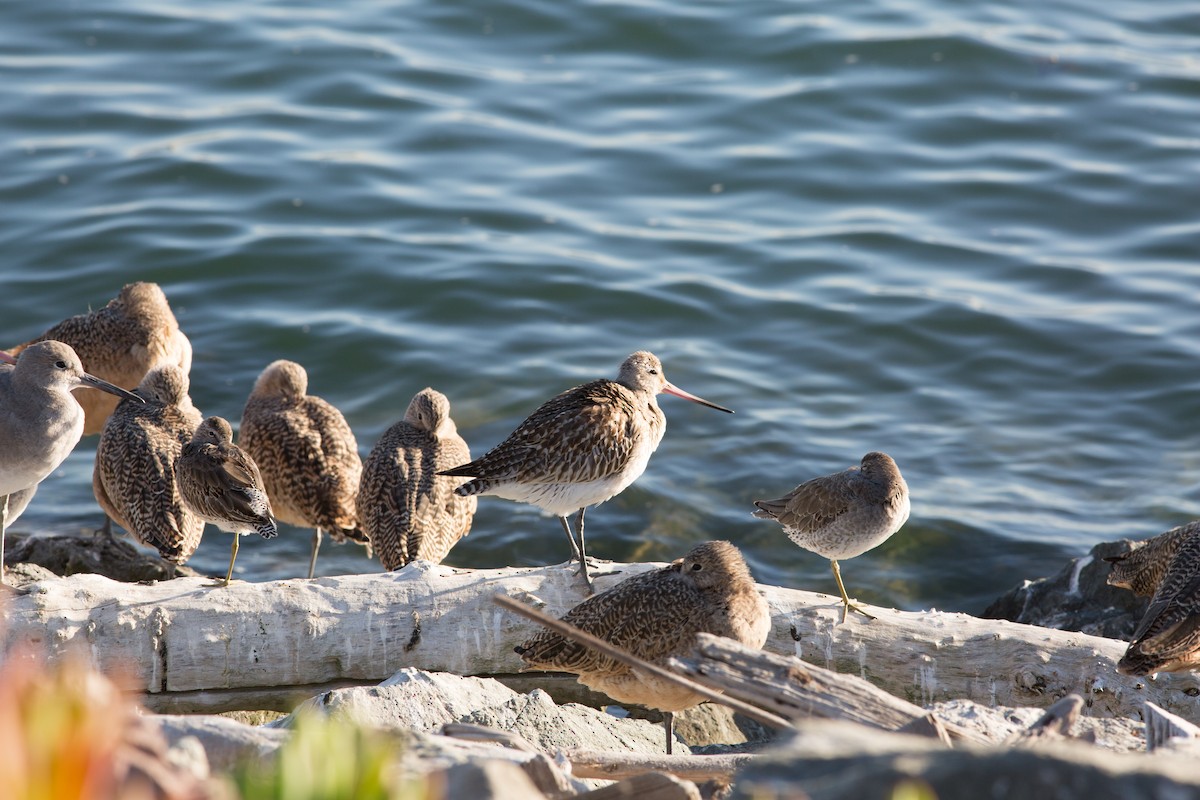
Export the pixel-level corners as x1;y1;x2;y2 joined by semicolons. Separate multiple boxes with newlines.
491;438;656;518
789;494;911;560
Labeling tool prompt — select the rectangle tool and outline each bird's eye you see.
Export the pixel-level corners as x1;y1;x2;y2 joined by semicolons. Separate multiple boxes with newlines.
648;369;658;375
1185;687;1200;697
54;360;68;369
691;562;702;571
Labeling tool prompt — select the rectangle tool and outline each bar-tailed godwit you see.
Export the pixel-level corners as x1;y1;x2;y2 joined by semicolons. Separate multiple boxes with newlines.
93;365;204;577
440;351;731;592
0;341;142;584
358;388;477;570
5;282;192;435
1117;524;1200;676
239;360;366;579
753;451;909;622
514;540;770;753
175;416;277;587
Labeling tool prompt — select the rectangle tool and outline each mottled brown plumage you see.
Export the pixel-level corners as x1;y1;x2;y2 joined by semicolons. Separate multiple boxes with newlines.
239;360;366;579
441;351;732;591
93;366;204;571
358;388;476;570
1118;523;1200;676
753;451;910;622
515;540;770;752
1105;522;1195;598
6;282;192;435
175;416;277;586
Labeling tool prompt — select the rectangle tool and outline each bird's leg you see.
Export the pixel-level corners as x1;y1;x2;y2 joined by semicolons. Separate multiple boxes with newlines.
559;515;583;562
831;559;875;622
308;528;323;579
166;561;177;581
574;509;596;594
99;514;115;541
209;535;240;588
0;494;8;586
664;711;675;755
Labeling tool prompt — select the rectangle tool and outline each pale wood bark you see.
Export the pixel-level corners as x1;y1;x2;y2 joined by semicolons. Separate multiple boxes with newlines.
2;560;1197;721
564;751;757;782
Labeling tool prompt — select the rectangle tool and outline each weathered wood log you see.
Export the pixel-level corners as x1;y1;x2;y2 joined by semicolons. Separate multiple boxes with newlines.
1006;694;1084;744
1143;701;1200;753
2;561;1197;719
670;632;938;733
574;771;701;800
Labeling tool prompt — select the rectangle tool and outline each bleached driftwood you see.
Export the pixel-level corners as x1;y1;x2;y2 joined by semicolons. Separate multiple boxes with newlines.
2;560;1197;718
564;751;756;782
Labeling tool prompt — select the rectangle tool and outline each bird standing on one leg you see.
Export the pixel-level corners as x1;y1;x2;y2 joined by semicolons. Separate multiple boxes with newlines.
92;365;204;577
753;451;909;623
239;360;366;579
175;416;277;587
514;540;770;754
0;342;142;584
358;388;476;569
439;351;732;593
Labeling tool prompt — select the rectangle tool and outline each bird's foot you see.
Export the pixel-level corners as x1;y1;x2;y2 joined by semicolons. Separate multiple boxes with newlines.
205;578;234;588
840;601;876;623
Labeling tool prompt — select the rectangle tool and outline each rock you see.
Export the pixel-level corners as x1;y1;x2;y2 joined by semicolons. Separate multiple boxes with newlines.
928;699;1143;752
980;539;1150;639
3;530;201;583
730;720;1200;800
154;714;289;772
433;759;548;800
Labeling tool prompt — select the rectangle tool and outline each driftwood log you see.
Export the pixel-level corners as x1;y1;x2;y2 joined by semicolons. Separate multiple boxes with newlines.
2;560;1197;718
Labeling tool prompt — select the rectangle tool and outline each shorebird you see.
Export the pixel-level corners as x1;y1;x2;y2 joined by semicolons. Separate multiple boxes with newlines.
0;341;142;584
93;365;204;576
358;388;477;570
1117;524;1200;677
175;416;277;587
239;360;366;579
440;351;732;592
752;451;909;623
5;282;192;435
1105;522;1195;598
514;540;770;753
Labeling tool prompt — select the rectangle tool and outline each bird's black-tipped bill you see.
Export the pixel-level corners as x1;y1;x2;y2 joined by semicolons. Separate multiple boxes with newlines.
662;382;733;413
81;372;144;403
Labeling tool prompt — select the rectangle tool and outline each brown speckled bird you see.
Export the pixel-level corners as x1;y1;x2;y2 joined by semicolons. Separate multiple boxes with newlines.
440;351;732;592
239;360;366;579
1118;524;1200;676
1105;522;1195;598
93;365;204;576
514;540;770;753
5;282;192;435
753;451;909;622
175;416;277;587
358;388;476;570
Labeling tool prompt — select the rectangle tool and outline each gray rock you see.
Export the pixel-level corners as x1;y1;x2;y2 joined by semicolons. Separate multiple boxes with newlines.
3;530;200;583
981;539;1149;639
731;720;1200;800
435;759;548;800
154;714;289;771
929;699;1143;752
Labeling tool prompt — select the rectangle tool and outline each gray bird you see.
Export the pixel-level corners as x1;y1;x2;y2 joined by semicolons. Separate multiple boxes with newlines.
239;360;367;579
5;282;192;435
175;416;277;587
358;388;476;570
514;540;770;753
0;341;141;583
93;365;204;576
753;451;910;622
440;351;732;592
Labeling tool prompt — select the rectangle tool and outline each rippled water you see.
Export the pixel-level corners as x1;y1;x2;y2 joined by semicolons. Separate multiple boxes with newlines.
3;0;1198;613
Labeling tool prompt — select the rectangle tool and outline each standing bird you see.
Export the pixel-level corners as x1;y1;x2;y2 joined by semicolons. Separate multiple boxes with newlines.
358;388;476;570
5;282;192;435
175;416;277;587
1118;524;1200;677
93;365;204;576
440;351;732;591
239;360;366;579
752;451;910;622
0;341;142;583
1105;521;1196;598
514;540;770;753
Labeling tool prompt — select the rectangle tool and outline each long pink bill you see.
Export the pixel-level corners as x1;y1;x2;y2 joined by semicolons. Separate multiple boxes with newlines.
662;382;734;413
0;350;15;365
